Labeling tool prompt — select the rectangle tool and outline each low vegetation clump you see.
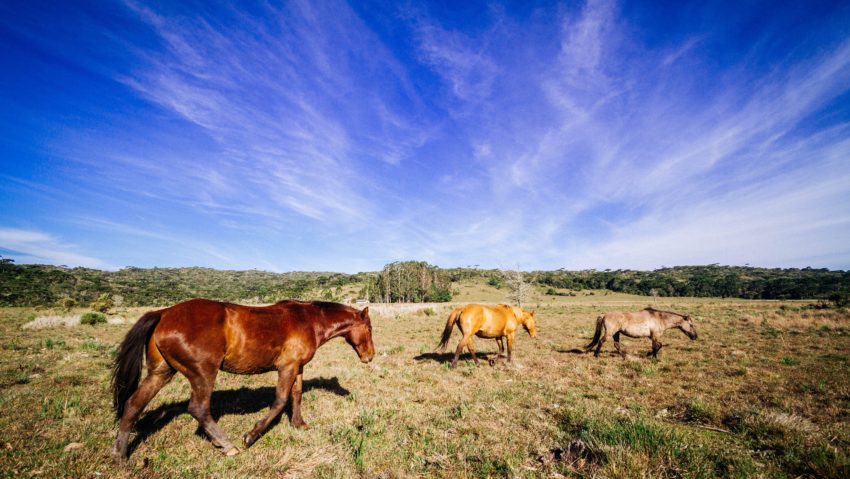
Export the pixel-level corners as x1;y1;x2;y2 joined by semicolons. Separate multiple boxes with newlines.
79;312;106;326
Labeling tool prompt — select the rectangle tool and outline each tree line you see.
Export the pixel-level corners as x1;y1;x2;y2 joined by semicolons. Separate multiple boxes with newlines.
0;256;847;307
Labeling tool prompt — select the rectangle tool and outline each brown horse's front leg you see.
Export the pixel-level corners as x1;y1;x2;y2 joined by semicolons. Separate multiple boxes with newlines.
244;365;297;448
289;370;309;429
506;333;514;362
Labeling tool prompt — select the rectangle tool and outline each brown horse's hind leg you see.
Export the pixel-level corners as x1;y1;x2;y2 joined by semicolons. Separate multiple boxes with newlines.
496;338;505;357
613;332;626;359
112;361;174;461
243;365;298;447
185;369;237;455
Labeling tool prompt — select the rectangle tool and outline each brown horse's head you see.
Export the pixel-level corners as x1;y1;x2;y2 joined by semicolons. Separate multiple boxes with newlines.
345;307;375;363
679;315;698;340
521;310;537;338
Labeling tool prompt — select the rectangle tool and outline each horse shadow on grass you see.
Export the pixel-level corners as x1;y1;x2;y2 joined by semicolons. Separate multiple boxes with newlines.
128;376;349;454
414;352;503;365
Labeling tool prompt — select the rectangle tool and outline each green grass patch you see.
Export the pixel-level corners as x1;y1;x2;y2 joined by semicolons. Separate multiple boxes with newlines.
559;408;758;478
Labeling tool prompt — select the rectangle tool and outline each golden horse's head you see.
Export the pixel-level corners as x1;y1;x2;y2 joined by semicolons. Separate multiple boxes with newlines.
520;310;537;338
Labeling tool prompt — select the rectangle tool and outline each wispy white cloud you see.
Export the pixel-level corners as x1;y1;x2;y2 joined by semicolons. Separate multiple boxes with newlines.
108;0;433;226
0;228;113;269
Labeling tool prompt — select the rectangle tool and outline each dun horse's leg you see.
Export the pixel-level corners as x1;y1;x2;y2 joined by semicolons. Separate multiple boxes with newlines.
186;371;237;455
112;366;174;461
289;369;309;429
496;338;505;357
595;332;609;357
613;332;626;359
243;365;298;447
650;340;662;358
506;333;515;362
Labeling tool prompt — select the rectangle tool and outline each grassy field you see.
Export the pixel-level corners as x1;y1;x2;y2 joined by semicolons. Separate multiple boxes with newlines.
1;290;848;478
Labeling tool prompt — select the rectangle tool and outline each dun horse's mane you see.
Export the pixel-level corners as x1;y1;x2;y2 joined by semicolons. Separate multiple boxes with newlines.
643;307;687;318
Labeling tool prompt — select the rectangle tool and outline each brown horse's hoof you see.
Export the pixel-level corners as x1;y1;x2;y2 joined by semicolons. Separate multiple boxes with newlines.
488;358;496;366
224;447;240;457
110;449;128;465
243;432;256;448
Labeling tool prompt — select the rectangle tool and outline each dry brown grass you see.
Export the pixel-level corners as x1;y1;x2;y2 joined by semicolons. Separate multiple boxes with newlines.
0;296;848;478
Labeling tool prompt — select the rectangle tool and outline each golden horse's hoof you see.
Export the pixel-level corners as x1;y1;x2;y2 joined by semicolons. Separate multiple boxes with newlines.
224;447;240;457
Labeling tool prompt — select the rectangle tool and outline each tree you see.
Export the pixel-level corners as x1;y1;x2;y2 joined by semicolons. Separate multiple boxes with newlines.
501;269;532;308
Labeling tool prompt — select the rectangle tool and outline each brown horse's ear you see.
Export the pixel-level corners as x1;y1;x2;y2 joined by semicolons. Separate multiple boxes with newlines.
360;307;369;318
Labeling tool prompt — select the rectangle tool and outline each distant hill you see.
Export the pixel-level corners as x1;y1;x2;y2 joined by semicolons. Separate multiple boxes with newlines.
0;257;847;307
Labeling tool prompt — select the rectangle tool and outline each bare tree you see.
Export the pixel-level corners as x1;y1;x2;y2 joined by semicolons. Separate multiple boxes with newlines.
501;269;532;308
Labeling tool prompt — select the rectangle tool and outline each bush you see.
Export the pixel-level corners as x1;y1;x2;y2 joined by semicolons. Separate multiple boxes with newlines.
90;293;114;313
80;312;107;326
59;297;76;312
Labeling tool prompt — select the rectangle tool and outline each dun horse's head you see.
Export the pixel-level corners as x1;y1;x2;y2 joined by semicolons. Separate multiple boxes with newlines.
679;315;698;340
345;307;375;363
521;310;537;338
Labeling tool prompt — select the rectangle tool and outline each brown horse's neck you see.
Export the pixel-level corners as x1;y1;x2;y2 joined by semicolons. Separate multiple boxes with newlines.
314;310;359;345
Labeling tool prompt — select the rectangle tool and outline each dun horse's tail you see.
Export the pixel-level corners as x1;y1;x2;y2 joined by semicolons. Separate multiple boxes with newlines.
584;315;605;352
111;310;162;421
437;308;462;352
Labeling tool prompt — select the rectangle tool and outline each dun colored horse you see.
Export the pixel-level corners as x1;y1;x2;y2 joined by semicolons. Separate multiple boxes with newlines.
585;307;697;358
437;304;536;368
111;299;375;460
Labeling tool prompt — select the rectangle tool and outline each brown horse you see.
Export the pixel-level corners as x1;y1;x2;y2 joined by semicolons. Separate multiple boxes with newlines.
584;307;697;358
111;298;375;460
437;304;536;368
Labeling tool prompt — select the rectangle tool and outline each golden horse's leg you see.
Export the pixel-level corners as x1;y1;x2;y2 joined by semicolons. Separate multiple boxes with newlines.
451;334;471;368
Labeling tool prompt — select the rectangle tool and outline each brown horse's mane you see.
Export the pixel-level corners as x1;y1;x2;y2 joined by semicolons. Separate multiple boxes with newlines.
643;307;688;318
273;300;358;313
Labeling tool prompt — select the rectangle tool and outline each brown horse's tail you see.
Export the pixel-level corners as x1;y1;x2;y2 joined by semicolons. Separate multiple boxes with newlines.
112;310;162;421
437;307;462;352
584;315;605;352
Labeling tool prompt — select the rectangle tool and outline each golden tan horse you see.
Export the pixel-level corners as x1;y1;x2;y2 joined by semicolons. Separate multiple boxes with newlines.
437;304;536;368
585;307;697;359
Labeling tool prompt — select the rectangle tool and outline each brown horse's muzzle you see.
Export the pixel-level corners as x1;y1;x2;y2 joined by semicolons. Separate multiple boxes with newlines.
359;344;375;363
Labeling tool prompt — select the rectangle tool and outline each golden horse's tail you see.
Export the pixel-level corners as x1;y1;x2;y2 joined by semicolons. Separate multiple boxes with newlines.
437;307;462;352
584;315;605;352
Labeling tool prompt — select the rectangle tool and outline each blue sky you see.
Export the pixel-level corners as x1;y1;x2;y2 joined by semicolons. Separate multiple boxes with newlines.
1;0;849;272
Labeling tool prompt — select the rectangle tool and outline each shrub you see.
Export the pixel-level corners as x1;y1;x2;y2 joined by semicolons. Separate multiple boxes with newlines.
80;312;107;326
90;293;113;313
59;297;76;312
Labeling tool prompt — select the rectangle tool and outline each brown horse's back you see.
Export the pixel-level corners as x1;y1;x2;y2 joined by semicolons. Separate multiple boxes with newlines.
151;299;318;375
